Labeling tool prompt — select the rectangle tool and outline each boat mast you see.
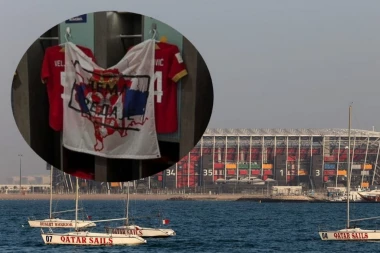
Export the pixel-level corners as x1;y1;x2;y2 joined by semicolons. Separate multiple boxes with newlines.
126;182;129;225
347;104;352;229
49;165;53;219
75;177;79;232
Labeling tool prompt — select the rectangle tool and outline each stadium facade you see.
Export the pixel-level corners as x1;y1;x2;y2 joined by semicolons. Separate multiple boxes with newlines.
151;128;380;191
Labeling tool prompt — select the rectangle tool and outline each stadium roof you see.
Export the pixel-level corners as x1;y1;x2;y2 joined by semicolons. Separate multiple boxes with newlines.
203;128;380;137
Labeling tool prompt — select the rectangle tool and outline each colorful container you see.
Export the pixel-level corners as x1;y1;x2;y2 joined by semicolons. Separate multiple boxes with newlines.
251;170;261;175
110;182;120;187
324;156;335;162
324;163;336;170
238;163;249;169
226;163;237;169
298;169;308;176
214;163;224;169
227;170;236;175
361;182;369;188
251;163;261;169
263;164;273;169
324;170;336;176
337;170;347;176
361;164;373;170
239;169;248;175
263;170;273;176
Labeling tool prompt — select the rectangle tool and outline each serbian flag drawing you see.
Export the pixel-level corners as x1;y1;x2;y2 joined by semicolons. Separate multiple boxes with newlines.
162;219;170;225
62;39;160;159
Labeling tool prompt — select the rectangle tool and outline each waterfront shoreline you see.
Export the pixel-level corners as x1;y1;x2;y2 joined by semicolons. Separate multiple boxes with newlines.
0;193;330;202
0;193;243;201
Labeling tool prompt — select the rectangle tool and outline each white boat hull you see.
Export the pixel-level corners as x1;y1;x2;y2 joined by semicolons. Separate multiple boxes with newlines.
41;231;146;245
319;228;380;241
29;218;96;228
105;225;176;237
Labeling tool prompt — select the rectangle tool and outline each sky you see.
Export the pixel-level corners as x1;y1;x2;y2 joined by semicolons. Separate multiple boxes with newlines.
1;0;380;182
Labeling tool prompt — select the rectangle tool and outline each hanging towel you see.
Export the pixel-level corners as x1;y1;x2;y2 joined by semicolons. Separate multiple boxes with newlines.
62;39;160;159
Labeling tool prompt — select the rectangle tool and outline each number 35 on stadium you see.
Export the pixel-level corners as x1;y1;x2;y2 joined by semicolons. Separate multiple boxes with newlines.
203;169;213;176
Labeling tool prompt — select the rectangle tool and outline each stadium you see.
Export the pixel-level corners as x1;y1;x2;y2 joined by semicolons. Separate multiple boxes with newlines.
151;128;380;192
47;128;380;194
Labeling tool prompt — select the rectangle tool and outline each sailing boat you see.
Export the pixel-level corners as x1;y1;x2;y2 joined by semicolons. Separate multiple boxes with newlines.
28;165;96;229
319;104;380;241
105;183;176;238
41;177;147;246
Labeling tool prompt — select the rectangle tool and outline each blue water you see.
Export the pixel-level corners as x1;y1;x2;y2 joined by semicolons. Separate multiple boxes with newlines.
1;199;380;252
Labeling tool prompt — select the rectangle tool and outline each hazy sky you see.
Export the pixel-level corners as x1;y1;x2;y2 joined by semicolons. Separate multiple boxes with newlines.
1;0;380;182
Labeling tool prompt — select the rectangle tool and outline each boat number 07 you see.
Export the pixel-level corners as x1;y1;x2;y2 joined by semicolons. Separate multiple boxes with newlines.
315;170;320;177
203;169;213;176
46;236;52;242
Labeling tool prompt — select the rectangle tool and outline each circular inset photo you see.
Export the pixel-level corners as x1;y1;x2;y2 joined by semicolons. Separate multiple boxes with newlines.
11;11;213;182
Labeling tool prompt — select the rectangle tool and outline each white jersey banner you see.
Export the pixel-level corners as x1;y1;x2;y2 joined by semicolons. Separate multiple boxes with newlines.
62;39;160;159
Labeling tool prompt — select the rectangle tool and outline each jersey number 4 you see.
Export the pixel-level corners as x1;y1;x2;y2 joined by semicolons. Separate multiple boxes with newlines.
154;71;163;103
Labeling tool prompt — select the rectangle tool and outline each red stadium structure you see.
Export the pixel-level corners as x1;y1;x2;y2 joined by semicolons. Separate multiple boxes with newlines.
148;128;380;192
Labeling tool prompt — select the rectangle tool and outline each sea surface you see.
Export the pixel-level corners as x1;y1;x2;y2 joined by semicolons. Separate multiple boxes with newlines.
1;198;380;252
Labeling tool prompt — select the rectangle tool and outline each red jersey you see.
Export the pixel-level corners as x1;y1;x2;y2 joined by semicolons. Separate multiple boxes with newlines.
127;42;187;134
154;42;187;133
41;45;96;131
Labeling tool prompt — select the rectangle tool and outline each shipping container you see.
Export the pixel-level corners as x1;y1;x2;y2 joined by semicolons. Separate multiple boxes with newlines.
110;182;120;187
361;171;370;176
352;164;361;170
226;163;237;169
324;156;336;162
263;164;273;169
251;170;261;175
263;170;273;176
238;163;249;169
324;170;336;176
251;163;261;169
298;169;308;176
158;176;163;181
214;163;224;169
323;176;329;182
361;182;370;188
239;169;248;175
227;170;236;175
324;163;336;170
287;156;297;161
361;164;373;170
337;170;347;176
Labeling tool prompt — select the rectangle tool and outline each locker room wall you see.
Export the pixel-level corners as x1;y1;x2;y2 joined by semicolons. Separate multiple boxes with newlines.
12;26;60;169
59;13;94;51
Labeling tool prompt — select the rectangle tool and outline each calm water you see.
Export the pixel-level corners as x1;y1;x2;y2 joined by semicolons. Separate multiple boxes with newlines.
1;199;380;252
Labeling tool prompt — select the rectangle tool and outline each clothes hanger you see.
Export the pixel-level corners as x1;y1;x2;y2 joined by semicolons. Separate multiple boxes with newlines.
149;29;160;43
59;27;71;52
149;29;161;49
